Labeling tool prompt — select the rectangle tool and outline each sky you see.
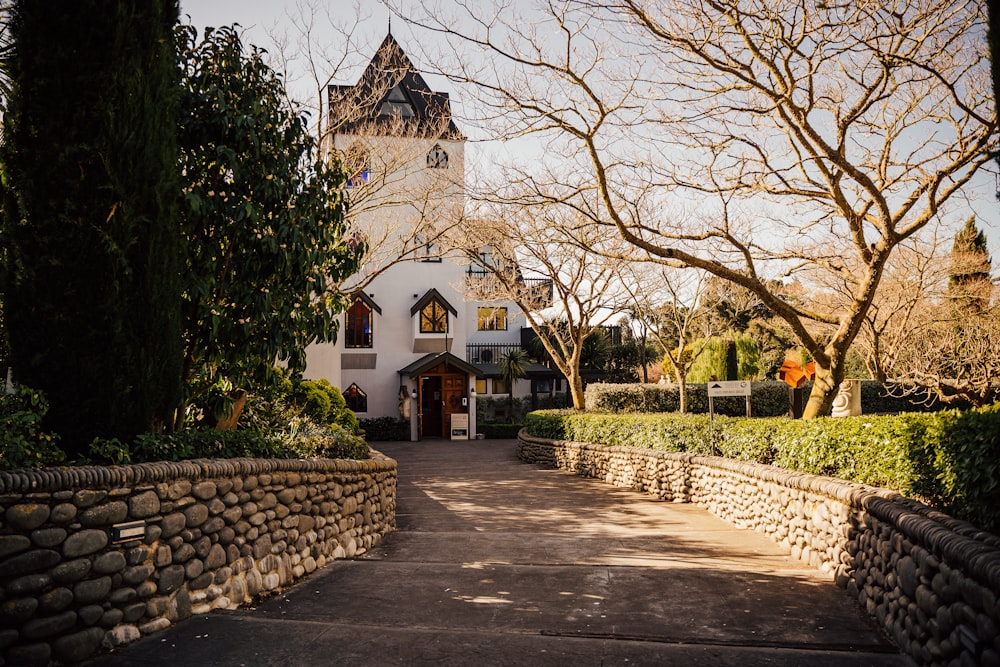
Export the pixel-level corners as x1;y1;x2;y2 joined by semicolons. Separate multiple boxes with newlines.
179;0;1000;261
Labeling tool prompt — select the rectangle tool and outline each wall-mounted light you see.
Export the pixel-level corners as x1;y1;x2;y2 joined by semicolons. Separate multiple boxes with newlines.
411;389;418;399
470;387;476;395
110;520;146;544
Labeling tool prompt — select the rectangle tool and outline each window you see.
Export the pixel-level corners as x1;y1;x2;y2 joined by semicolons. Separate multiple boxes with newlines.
345;297;373;348
344;383;367;412
413;231;442;263
427;144;448;169
475;378;487;395
420;298;449;333
343;143;371;188
477;307;507;331
492;378;509;395
378;85;415;118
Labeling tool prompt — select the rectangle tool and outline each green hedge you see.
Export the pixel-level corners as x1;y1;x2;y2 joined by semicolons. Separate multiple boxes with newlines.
481;423;523;439
358;417;410;441
524;405;1000;533
586;380;959;416
585;382;790;417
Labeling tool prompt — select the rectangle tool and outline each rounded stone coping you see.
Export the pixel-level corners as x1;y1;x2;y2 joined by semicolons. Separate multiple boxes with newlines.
0;452;397;494
518;430;1000;593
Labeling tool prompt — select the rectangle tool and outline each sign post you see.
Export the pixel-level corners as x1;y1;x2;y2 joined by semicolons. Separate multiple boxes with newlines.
706;381;752;418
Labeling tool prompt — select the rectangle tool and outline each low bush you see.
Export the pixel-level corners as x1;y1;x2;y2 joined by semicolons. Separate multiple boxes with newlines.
0;386;64;468
481;422;522;439
359;416;409;441
585;381;790;417
524;405;1000;533
586;380;966;417
86;419;370;466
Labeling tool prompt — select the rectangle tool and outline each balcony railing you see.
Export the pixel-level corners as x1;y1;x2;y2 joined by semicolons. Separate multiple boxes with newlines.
466;343;526;365
465;268;554;308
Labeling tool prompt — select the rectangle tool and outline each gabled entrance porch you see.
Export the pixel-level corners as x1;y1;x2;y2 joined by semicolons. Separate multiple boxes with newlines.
398;352;480;441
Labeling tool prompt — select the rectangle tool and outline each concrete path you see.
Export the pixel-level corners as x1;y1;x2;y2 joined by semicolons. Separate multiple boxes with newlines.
90;440;913;666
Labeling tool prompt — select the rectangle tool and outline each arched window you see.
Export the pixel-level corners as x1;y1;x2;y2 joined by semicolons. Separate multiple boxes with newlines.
344;383;367;413
426;144;448;169
346;296;373;348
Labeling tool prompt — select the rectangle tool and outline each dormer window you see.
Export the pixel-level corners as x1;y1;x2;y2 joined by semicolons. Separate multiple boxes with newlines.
411;288;458;335
427;144;448;169
420;299;449;333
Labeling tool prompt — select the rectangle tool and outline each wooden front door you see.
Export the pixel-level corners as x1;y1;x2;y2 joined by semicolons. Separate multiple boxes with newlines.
416;364;469;439
441;374;467;437
419;375;443;437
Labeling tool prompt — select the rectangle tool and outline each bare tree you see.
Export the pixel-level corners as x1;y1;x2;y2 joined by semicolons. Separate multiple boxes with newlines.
885;285;1000;407
621;264;714;413
452;206;629;409
396;0;997;417
264;2;466;294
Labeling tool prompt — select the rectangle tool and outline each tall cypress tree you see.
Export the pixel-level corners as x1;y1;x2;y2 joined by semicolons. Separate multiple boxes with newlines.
948;217;992;315
0;0;183;453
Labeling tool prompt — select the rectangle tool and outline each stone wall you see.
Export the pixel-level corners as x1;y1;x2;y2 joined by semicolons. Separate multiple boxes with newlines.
518;432;1000;667
0;453;396;666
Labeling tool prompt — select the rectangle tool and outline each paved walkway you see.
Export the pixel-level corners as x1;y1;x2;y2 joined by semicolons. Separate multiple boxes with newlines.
90;440;913;666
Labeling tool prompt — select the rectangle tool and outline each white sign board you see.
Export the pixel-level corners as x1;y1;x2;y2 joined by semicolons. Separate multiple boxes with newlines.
707;381;751;397
450;413;469;440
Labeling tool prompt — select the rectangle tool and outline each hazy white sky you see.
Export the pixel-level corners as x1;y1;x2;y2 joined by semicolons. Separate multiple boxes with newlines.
179;0;1000;256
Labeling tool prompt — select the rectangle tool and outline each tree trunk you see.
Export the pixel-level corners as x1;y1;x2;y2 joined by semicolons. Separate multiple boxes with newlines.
677;372;688;414
802;362;843;418
569;372;586;410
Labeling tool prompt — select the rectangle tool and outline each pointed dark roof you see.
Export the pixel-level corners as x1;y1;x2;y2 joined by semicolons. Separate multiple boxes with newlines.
398;351;482;378
409;288;458;317
329;33;464;140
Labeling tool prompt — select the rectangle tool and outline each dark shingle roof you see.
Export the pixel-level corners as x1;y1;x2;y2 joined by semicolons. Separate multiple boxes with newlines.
329;33;464;140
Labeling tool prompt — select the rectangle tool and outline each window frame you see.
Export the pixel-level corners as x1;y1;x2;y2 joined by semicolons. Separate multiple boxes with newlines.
344;383;368;413
477;306;508;331
419;298;449;334
345;297;374;348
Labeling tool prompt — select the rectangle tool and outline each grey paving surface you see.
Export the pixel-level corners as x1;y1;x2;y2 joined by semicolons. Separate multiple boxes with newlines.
89;440;914;666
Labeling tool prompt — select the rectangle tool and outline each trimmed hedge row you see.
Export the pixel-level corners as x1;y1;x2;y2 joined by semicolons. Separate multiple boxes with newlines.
524;405;1000;533
481;422;523;439
584;380;958;416
358;416;410;441
585;381;791;416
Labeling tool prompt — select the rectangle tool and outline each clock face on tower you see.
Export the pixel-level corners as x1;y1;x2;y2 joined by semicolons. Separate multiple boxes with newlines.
427;145;449;169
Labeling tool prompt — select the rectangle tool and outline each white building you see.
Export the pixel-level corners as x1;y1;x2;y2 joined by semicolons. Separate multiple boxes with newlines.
303;33;555;440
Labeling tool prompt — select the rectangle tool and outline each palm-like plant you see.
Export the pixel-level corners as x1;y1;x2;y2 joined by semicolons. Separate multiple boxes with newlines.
498;348;530;423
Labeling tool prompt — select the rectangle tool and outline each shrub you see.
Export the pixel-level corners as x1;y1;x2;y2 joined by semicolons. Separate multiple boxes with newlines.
359;416;409;441
292;378;359;432
585;382;790;417
481;423;522;439
0;386;65;468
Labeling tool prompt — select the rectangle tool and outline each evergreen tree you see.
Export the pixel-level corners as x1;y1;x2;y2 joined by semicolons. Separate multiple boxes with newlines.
949;217;992;312
176;25;363;426
0;0;183;452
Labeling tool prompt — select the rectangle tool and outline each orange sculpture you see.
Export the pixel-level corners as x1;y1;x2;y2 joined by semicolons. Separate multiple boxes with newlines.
778;360;815;388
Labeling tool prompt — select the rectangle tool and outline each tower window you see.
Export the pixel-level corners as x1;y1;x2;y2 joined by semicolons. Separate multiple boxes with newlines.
427;144;449;169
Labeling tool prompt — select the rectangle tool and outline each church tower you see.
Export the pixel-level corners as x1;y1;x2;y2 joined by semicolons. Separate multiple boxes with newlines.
304;32;480;441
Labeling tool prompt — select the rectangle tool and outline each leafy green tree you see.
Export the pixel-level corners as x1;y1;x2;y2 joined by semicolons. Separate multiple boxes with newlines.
176;25;364;426
498;348;530;423
1;0;182;452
